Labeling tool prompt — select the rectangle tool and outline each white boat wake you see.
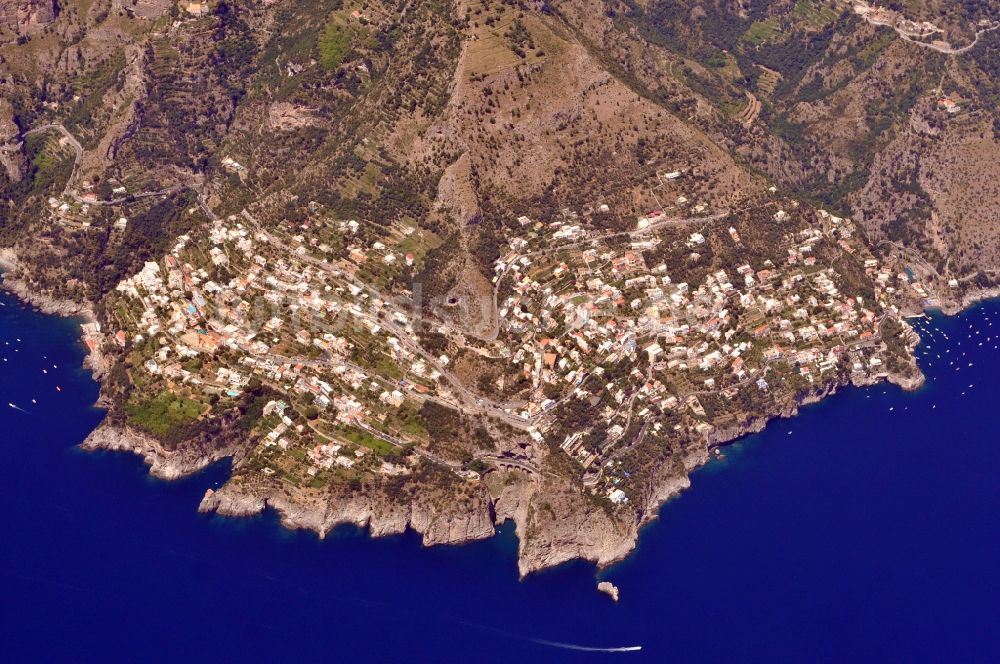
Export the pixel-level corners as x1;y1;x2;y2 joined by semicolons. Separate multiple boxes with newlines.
532;638;642;653
8;402;31;415
435;608;644;654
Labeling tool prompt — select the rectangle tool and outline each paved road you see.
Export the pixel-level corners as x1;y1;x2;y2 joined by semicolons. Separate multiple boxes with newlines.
476;454;540;476
855;3;1000;56
25;124;82;198
21;123;187;205
892;23;998;55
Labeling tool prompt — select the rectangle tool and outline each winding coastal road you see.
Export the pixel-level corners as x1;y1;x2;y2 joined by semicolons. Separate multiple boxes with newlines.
853;1;1000;56
893;22;999;55
17;123;189;206
24;124;82;198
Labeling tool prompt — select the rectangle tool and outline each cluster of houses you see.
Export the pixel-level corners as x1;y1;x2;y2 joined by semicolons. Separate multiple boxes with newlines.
105;188;920;506
489;203;915;503
109;216;447;481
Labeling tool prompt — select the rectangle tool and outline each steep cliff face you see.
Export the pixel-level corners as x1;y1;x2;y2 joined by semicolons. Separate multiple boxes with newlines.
196;465;648;578
0;0;58;38
0;99;24;183
0;99;18;142
199;441;702;579
198;477;498;546
81;424;243;481
511;488;641;578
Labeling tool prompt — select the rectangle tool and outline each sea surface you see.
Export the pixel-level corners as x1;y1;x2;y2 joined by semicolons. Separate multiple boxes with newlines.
1;289;998;663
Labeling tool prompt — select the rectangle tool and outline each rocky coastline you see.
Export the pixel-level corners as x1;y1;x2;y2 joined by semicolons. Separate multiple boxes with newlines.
932;285;1000;317
186;371;880;579
191;374;898;581
80;423;241;480
198;481;498;546
0;247;113;383
0;243;973;583
0;248;95;320
193;469;655;579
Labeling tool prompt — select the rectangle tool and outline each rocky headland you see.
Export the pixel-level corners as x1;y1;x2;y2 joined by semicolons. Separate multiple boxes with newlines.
0;248;94;319
80;424;241;481
0;244;939;583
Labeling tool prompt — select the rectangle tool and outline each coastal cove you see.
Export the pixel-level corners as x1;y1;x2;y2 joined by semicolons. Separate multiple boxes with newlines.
1;288;998;662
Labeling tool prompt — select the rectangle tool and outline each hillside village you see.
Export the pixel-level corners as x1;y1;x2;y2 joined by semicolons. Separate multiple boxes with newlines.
85;177;924;509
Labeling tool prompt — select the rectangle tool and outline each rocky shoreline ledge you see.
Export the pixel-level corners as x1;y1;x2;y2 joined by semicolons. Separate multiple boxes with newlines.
0;249;110;381
61;362;928;579
197;481;497;546
80;424;241;481
0;249;94;320
193;364;922;580
193;468;655;579
80;411;701;577
933;286;1000;317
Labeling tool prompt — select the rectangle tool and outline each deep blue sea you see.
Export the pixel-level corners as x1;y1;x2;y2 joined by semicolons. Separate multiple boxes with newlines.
1;288;998;663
